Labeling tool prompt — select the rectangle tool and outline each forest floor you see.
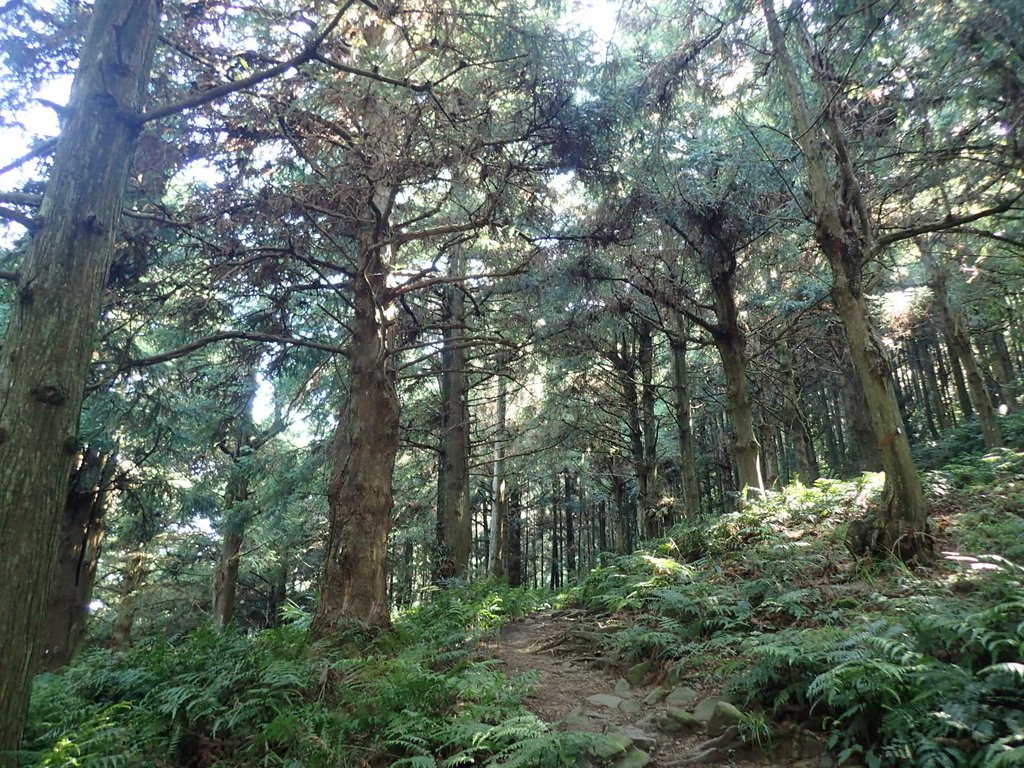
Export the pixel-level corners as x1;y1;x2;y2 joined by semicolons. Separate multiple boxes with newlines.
489;608;823;768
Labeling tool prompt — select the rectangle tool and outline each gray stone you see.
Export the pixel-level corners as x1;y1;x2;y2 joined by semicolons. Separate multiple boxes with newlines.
818;756;836;768
665;686;699;707
583;709;612;720
665;708;701;729
615;678;632;696
642;686;667;705
706;701;744;735
693;697;726;721
613;746;652;768
618;725;657;751
626;660;654;686
592;732;633;759
619;699;643;714
587;694;624;709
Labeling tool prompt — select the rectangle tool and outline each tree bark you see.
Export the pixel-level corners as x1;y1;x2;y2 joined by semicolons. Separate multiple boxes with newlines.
313;234;400;632
111;551;147;650
39;447;116;672
506;489;523;587
435;248;472;579
764;0;928;560
668;312;701;514
0;0;160;755
780;341;818;483
488;369;508;578
707;238;763;498
920;239;1002;448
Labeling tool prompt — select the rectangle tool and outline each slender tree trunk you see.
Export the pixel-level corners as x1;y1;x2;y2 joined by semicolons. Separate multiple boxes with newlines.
488;370;508;578
563;472;576;574
920;240;1002;448
40;448;116;672
507;489;523;587
0;0;160;754
266;556;288;627
435;251;472;579
988;330;1019;413
668;314;700;514
314;236;399;633
211;479;248;631
111;551;147;650
764;0;928;560
637;318;660;536
780;342;818;483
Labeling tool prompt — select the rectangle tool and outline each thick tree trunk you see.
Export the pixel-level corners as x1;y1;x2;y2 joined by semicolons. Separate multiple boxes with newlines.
0;0;160;755
708;240;763;498
40;448;116;672
313;238;399;632
668;314;701;514
435;249;472;579
637;319;660;536
764;0;928;560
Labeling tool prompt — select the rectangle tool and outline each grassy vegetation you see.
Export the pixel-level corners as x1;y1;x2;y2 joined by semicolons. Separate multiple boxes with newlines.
564;450;1024;768
20;438;1024;767
20;584;601;768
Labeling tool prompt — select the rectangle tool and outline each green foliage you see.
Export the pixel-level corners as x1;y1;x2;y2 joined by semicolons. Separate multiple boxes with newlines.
22;583;593;768
914;414;1024;471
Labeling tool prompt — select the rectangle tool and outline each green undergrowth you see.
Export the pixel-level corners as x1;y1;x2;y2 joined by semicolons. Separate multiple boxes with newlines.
20;582;600;768
565;461;1024;768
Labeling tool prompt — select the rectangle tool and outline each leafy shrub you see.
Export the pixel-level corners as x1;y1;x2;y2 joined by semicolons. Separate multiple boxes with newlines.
21;583;593;768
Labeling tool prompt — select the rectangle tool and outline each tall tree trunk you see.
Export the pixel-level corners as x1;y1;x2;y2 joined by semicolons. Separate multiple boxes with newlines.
435;249;472;580
637;318;660;536
0;0;160;754
920;239;1002;448
111;551;147;650
488;369;508;578
668;313;701;514
507;489;523;587
764;0;928;560
988;330;1019;413
708;240;763;498
835;331;882;472
40;448;116;672
313;236;399;633
211;478;249;630
780;341;818;483
212;373;262;630
563;472;576;574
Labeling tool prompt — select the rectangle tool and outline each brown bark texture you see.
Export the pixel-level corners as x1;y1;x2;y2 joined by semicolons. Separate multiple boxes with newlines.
313;237;399;632
39;448;116;672
763;0;928;560
0;0;160;757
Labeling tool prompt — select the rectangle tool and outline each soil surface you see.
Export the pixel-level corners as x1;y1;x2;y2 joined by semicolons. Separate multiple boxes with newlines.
488;609;823;768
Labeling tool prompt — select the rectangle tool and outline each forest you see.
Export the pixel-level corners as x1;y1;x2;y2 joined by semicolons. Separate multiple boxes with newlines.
0;0;1022;765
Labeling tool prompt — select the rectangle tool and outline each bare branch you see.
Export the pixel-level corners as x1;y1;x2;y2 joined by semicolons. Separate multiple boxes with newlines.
872;195;1022;253
141;2;356;124
121;330;347;369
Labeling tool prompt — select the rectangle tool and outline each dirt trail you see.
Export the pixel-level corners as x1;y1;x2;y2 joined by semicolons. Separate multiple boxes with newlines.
489;609;822;768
